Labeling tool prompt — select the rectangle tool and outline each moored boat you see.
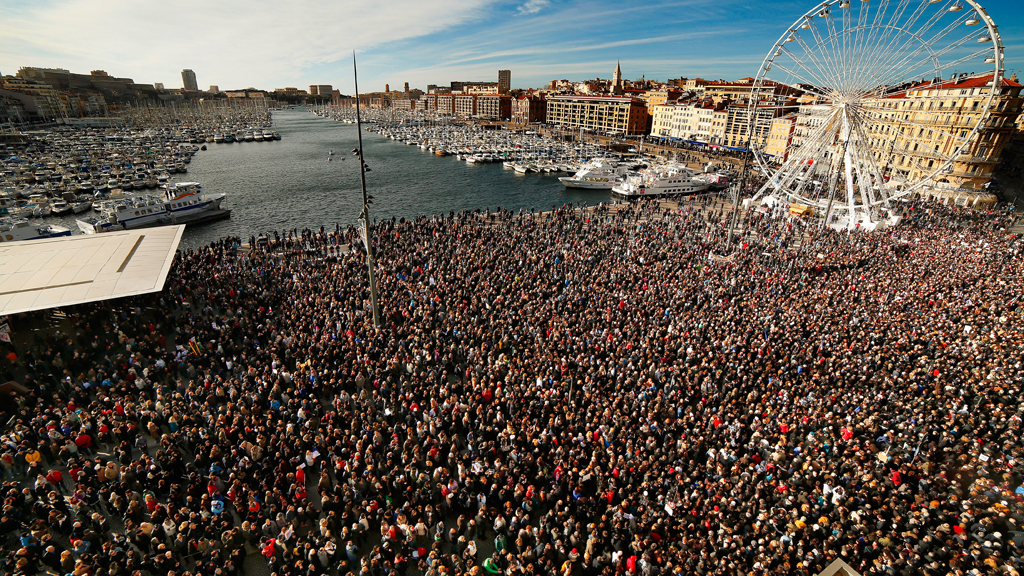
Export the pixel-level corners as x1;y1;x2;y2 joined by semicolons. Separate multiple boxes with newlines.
0;217;72;242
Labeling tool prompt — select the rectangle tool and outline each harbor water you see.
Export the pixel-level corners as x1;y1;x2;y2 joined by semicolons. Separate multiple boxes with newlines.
88;108;612;248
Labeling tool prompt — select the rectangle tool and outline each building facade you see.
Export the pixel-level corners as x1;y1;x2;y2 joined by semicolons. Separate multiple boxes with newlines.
651;104;675;137
513;95;546;125
643;89;681;108
545;95;649;135
863;73;1023;190
454;94;477;116
436;94;454;115
723;99;796;149
0;77;69;119
462;83;499;95
705;79;795;104
765;113;797;160
498;70;511;94
476;94;511;120
391;98;416;111
181;69;198;91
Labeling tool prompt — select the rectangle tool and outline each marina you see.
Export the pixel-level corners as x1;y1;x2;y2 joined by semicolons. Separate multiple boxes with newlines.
0;102;278;243
49;109;663;247
3;106;742;247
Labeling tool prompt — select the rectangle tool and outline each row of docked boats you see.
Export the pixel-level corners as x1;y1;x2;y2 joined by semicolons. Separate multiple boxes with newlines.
373;124;605;166
315;110;737;199
1;191;93;218
2;125;204;226
116;100;276;145
210;130;281;143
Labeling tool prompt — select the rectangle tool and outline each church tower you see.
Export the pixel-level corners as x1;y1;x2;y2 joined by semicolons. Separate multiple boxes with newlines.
612;61;624;95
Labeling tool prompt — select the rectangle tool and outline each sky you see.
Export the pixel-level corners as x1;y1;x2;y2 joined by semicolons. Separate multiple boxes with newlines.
1;0;1022;94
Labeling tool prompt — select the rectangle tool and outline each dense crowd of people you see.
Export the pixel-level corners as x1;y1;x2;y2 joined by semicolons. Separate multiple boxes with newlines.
2;198;1023;576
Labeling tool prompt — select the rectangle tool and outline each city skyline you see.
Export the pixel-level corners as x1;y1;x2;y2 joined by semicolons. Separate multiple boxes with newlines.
2;0;1022;93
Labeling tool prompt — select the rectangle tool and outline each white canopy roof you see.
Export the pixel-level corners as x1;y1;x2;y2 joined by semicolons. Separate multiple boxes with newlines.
0;226;184;315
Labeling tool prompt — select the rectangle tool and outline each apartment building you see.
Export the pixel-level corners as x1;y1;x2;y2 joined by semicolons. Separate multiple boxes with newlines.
545;95;649;135
723;99;797;149
476;94;512;120
862;73;1022;190
765;114;797;160
513;95;546;125
454;94;477;117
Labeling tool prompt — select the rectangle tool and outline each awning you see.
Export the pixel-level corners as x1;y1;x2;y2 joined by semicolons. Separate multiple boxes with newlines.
0;226;184;315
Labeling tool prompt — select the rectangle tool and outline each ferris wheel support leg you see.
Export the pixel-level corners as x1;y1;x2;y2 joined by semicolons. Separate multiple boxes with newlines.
821;142;848;231
843;145;858;230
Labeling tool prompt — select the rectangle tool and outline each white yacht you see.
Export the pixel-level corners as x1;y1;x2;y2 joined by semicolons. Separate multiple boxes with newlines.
161;182;225;223
612;163;710;198
77;195;167;234
558;158;630;190
0;217;71;243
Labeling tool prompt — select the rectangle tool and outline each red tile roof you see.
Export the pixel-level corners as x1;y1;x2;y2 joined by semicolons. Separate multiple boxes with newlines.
909;73;1021;91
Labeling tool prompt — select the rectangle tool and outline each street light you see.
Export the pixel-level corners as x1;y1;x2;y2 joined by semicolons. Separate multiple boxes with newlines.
352;52;382;329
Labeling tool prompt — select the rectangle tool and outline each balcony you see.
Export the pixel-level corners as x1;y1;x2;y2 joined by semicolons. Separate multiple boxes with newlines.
956;155;1001;164
944;170;992;179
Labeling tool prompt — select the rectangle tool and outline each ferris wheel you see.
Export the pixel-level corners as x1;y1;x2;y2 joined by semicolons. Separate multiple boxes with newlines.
746;0;1005;229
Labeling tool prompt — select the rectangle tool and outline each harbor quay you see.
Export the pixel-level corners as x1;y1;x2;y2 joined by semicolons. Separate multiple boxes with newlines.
2;195;1024;576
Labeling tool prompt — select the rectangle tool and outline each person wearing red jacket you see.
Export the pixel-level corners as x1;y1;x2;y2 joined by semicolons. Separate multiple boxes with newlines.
74;430;93;456
46;468;66;494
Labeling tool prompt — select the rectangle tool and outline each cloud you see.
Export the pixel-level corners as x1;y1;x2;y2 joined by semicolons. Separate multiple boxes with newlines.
3;0;1018;93
0;0;496;90
516;0;549;15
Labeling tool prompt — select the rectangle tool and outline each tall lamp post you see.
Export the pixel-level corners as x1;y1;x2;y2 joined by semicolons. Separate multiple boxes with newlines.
353;52;381;329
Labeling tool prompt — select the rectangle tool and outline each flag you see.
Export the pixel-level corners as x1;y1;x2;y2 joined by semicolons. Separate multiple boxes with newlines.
0;333;10;343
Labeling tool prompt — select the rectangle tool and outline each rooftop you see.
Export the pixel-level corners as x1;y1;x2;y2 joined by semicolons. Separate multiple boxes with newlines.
908;73;1021;92
0;226;184;316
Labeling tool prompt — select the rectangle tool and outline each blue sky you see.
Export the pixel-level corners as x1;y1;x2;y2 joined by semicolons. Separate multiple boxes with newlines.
1;0;1021;93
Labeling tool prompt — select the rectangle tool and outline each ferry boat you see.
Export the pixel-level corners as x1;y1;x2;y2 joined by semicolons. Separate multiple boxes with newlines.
612;162;710;198
558;158;630;190
0;217;72;242
162;182;225;223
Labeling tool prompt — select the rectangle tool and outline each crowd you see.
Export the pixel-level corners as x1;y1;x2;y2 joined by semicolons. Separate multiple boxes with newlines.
2;198;1023;576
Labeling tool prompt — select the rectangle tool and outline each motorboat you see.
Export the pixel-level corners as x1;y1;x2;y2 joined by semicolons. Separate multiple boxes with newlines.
50;198;74;216
0;217;72;242
558;158;630;189
27;194;53;217
612;162;710;198
77;195;167;234
161;182;226;223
